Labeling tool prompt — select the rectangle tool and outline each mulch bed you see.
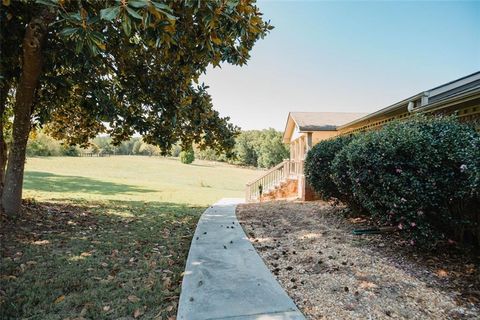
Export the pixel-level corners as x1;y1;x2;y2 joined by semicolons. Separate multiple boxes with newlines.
237;201;480;319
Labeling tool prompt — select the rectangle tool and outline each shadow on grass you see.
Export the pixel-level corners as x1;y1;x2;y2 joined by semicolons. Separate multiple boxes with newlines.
23;171;155;195
0;199;205;320
189;163;216;168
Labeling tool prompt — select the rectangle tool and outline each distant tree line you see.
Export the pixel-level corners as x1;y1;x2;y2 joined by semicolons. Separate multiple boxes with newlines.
26;129;289;169
195;129;289;168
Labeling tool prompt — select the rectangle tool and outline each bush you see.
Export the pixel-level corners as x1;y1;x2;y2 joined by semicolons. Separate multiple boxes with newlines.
139;143;160;156
305;135;353;200
27;140;52;157
27;132;61;156
180;149;195;164
334;116;480;245
61;146;80;156
194;147;224;161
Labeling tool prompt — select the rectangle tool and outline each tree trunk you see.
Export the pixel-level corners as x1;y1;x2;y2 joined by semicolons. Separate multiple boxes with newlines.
2;16;49;217
0;86;8;214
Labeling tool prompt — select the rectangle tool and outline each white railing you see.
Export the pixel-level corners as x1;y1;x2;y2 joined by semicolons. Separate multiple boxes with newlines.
245;159;304;202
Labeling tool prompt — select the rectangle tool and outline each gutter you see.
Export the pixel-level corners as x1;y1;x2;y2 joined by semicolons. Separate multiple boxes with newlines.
414;87;480;114
337;93;424;130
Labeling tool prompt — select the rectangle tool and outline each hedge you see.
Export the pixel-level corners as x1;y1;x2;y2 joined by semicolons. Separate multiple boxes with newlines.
304;135;353;201
306;116;480;246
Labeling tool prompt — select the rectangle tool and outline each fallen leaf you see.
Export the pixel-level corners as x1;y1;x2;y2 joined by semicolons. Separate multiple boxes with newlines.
436;269;449;278
133;308;144;318
163;277;172;289
128;295;140;303
33;240;50;245
359;281;377;289
54;295;65;304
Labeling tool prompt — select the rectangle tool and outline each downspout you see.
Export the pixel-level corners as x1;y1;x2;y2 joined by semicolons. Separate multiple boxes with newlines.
407;92;429;113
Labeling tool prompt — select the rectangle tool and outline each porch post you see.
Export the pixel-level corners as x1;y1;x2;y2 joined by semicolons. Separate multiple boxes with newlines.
306;132;313;152
290;139;294;160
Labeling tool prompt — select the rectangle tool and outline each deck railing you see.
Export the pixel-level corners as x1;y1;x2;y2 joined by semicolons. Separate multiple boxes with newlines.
245;159;304;202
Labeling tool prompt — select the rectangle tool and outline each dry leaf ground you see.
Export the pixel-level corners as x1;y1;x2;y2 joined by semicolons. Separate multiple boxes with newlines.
237;201;480;320
0;199;203;319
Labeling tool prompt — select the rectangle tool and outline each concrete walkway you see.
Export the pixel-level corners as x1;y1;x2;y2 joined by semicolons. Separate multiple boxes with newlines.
177;198;305;320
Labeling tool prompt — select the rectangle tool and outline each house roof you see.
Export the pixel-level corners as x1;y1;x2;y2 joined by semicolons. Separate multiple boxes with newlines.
289;112;368;131
338;71;480;131
283;112;368;142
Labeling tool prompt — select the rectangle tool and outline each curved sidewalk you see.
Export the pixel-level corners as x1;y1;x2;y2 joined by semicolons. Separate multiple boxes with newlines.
177;198;305;320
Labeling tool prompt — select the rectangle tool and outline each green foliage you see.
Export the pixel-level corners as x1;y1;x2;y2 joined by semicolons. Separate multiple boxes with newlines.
1;0;273;153
233;129;289;168
330;142;365;213
308;116;480;246
139;143;160;156
93;136;159;155
181;129;289;168
255;129;289;168
26;133;59;156
27;131;82;156
61;145;80;157
304;135;353;200
26;133;168;157
234;131;259;167
194;146;226;162
26;129;288;169
179;149;195;164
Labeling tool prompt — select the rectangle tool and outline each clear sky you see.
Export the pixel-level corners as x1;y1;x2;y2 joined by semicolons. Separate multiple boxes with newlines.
200;0;480;131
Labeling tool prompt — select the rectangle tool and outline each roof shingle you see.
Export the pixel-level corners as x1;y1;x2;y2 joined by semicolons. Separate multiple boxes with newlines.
289;112;368;131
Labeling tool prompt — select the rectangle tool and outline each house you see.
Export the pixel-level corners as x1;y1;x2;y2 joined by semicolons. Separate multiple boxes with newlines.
283;112;367;164
245;71;480;202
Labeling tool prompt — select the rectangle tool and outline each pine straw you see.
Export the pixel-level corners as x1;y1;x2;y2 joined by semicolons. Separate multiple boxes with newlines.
237;201;480;320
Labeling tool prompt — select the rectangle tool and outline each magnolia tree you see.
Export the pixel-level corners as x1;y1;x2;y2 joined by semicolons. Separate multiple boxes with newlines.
0;0;272;215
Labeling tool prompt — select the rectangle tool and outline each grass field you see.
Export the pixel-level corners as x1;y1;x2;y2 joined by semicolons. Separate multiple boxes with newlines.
1;156;262;319
23;156;262;205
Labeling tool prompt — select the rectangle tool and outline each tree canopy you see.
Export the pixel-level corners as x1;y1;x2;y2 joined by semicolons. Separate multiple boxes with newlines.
0;0;272;215
2;0;272;150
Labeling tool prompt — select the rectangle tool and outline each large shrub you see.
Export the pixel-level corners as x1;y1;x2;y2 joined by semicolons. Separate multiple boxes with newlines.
180;149;195;164
330;141;366;213
61;146;81;157
26;132;61;156
305;135;353;200
335;116;480;245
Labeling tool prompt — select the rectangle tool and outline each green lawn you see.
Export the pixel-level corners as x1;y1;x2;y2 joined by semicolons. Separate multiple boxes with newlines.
1;156;261;319
23;156;261;205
